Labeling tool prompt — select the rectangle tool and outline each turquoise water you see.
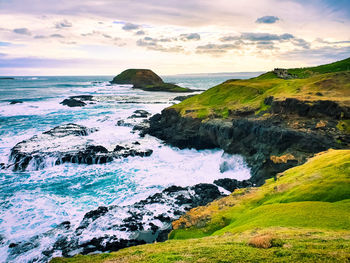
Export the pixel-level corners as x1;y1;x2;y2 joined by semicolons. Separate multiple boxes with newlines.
0;74;256;262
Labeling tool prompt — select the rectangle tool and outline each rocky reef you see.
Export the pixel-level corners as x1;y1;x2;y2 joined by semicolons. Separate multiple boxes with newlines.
111;69;195;92
60;95;94;107
8;123;153;171
8;182;234;261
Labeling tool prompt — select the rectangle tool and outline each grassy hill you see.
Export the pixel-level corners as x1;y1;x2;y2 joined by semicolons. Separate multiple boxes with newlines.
51;149;350;263
172;58;350;119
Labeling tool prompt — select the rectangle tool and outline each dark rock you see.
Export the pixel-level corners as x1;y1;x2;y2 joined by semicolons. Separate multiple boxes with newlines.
114;145;127;151
273;68;296;79
271;98;350;119
60;98;86;107
264;96;274;105
11;181;225;260
214;178;252;192
9;124;153;171
9;100;23;104
128;110;151;118
0;77;15;80
143;107;345;186
69;95;94;101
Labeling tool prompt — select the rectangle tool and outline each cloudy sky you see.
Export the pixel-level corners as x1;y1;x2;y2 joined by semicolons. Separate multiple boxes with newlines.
0;0;349;75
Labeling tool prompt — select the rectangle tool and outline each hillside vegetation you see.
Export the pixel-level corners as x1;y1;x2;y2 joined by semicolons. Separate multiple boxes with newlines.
172;58;350;119
52;149;350;263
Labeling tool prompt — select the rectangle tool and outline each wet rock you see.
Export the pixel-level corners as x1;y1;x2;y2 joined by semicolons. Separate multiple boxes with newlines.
128;110;151;118
214;178;252;192
9;100;23;104
60;98;86;107
9;182;224;261
143;107;345;186
69;95;94;101
9;123;153;171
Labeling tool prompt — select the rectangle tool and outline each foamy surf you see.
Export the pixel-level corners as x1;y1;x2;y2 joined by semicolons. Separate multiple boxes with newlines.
0;75;251;262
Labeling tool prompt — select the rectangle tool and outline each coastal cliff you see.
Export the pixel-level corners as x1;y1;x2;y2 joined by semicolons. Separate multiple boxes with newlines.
144;58;350;185
51;58;350;263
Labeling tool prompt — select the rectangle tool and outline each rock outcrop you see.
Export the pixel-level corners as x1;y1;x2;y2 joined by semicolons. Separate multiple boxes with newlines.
111;69;194;92
143;97;349;185
8;183;226;261
8;123;153;171
273;68;296;79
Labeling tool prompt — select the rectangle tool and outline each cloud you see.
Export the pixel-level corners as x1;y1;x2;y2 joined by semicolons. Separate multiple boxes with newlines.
122;23;140;31
135;30;145;35
196;43;240;55
136;39;183;52
34;35;46;39
280;45;350;63
13;28;31;35
55;19;72;28
220;32;294;42
241;32;294;41
256;16;280;24
292;38;310;49
180;33;200;41
50;34;65;38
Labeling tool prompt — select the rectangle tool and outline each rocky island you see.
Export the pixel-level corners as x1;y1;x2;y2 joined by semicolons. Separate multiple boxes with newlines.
52;58;350;263
111;69;196;92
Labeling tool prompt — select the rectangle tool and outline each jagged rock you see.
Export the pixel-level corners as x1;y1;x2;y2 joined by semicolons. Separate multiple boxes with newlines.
9;100;23;104
214;178;252;192
13;182;224;261
60;98;86;107
143;105;347;185
128;110;151;118
273;68;296;79
69;95;94;101
8;123;153;171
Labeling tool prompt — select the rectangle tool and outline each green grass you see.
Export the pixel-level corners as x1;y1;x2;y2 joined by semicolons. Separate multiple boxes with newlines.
172;71;350;118
51;150;350;263
140;83;192;92
287;57;350;78
51;229;350;263
170;149;350;239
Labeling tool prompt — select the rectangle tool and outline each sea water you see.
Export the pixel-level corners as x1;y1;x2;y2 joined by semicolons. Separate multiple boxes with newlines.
0;73;257;262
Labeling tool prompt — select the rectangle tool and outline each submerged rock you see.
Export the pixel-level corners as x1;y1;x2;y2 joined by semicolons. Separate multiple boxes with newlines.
60;98;86;107
8;123;153;171
9;100;23;105
128;110;151;119
19;182;226;261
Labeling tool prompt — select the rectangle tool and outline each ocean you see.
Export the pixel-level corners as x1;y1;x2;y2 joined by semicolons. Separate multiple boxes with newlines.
0;73;258;262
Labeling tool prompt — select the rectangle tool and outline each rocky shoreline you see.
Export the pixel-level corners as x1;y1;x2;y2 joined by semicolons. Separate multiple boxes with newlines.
142;97;350;185
8;181;244;261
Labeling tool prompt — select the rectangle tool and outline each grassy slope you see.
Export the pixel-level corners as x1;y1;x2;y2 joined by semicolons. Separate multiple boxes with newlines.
51;150;350;263
171;58;350;119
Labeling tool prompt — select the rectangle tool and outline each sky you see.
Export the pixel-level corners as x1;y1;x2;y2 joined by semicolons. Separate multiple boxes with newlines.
0;0;349;75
